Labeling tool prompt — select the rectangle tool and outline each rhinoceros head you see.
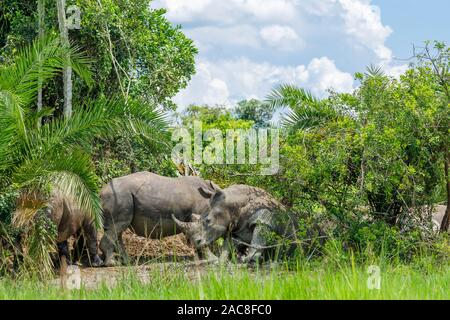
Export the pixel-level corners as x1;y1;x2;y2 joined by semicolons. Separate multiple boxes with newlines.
172;183;233;248
195;184;234;246
172;214;206;247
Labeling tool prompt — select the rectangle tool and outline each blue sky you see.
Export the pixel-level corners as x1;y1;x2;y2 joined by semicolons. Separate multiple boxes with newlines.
152;0;450;108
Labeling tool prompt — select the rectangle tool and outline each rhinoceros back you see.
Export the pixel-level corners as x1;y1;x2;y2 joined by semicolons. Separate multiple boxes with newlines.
101;171;214;239
48;189;89;242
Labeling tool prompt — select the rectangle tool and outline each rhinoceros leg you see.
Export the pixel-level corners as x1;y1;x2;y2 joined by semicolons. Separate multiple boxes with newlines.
217;238;232;263
82;221;103;267
72;233;85;262
57;240;71;265
117;232;130;265
100;218;132;267
196;247;218;262
241;224;267;265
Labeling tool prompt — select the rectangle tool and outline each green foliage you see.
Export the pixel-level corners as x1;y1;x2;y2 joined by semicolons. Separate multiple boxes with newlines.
19;209;57;278
0;35;169;275
176;104;272;186
0;0;189;184
179;105;254;130
188;45;449;263
265;63;447;220
0;188;18;224
0;262;449;299
233;99;274;128
93;136;178;185
0;0;197;110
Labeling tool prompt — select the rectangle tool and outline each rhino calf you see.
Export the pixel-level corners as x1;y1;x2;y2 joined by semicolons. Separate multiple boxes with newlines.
48;189;102;267
99;172;220;267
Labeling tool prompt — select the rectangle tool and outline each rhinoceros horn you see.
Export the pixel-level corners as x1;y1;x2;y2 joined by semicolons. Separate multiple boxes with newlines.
172;214;193;231
191;213;201;223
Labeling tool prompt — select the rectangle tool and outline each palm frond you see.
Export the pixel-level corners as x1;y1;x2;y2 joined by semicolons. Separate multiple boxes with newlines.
19;211;57;278
365;64;385;78
0;35;93;176
0;35;92;108
266;84;320;110
282;105;339;131
8;97;169;229
27;97;169;160
0;90;29;171
66;42;94;88
12;190;47;228
12;148;102;229
266;84;344;131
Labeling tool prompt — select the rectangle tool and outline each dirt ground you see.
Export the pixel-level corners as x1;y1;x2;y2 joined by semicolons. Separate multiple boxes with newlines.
53;259;218;290
52;230;203;290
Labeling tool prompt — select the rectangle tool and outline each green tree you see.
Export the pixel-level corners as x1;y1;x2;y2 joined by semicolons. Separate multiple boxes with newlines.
233;99;274;128
0;35;168;273
413;41;449;232
266;64;446;230
0;0;197;110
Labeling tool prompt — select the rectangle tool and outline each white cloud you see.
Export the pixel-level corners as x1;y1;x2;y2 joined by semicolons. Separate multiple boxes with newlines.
339;0;393;61
153;0;407;107
260;25;304;51
173;62;230;106
155;0;397;62
174;57;354;107
239;0;299;21
383;63;409;79
153;0;212;22
187;25;261;51
153;0;299;23
300;0;339;15
303;57;355;95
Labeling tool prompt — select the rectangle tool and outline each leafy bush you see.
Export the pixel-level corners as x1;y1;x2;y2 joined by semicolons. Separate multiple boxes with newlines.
0;188;19;225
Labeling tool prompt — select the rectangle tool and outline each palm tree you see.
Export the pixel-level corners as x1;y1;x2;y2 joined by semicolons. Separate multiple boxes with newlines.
0;35;168;274
266;84;348;131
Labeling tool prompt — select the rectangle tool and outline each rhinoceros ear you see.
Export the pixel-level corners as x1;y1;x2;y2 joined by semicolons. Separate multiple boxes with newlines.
198;186;223;199
198;187;214;198
209;181;218;190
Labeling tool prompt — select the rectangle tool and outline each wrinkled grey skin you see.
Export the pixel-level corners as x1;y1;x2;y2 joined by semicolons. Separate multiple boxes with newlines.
174;184;287;264
99;171;219;266
48;189;102;267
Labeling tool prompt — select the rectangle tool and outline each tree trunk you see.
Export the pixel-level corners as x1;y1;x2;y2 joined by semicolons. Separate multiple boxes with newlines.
440;149;450;232
56;0;72;118
37;0;45;116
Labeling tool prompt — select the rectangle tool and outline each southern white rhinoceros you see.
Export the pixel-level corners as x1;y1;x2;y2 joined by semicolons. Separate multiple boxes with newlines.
99;171;220;266
48;189;102;267
177;185;449;265
173;184;296;264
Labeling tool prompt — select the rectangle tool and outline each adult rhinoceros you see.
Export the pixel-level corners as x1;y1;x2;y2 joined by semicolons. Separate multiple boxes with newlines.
173;184;297;264
48;189;102;267
99;171;220;266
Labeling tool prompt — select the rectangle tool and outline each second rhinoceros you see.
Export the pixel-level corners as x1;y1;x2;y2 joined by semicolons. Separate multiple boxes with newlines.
173;184;300;264
99;171;220;266
47;189;102;267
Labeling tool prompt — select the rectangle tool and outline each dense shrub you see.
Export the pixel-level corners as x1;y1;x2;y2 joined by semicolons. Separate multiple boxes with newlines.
0;188;19;225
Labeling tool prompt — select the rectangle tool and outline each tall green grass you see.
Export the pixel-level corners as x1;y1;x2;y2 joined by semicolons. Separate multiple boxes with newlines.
0;261;448;300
